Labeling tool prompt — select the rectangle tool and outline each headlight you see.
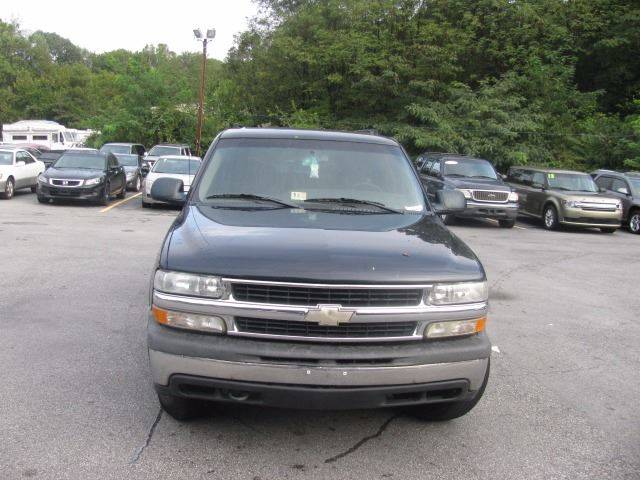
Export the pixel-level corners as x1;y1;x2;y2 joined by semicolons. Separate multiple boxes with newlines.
38;175;49;185
508;191;518;202
425;281;488;305
84;177;103;186
458;189;472;199
152;306;226;334
154;270;226;298
562;200;579;208
425;317;486;339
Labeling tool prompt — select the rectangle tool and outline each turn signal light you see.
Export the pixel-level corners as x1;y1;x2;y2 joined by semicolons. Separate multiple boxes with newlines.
425;317;486;339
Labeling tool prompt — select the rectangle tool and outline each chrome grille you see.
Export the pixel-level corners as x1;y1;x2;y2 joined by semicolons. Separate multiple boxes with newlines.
235;317;417;339
51;179;82;187
471;190;509;203
231;283;423;307
580;203;617;212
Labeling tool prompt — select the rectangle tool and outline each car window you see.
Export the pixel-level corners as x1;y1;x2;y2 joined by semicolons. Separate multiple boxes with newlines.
442;158;497;179
149;146;181;156
100;144;131;155
547;173;598;192
531;172;546;187
611;178;629;194
152;158;201;174
17;151;34;164
0;151;14;165
54;154;106;169
115;154;139;166
420;159;433;175
595;176;613;190
429;159;441;177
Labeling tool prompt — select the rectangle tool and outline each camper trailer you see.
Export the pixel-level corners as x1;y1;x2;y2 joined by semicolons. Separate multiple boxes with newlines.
2;120;80;150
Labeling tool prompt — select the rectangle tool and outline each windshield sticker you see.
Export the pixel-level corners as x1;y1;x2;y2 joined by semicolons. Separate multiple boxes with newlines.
291;191;307;201
445;160;458;165
548;173;555;179
405;205;424;212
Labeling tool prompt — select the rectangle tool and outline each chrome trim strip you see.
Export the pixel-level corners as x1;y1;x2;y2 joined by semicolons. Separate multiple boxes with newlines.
466;201;518;209
50;178;84;187
149;349;489;390
227;330;421;343
223;278;435;289
153;291;488;315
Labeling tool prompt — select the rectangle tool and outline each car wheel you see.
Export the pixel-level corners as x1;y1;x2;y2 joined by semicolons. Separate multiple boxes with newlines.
37;194;48;204
142;200;151;208
157;392;202;421
117;183;126;199
406;359;490;421
30;185;37;193
498;219;515;228
543;205;558;230
133;176;141;192
629;210;640;234
600;228;616;234
1;177;15;199
99;183;110;206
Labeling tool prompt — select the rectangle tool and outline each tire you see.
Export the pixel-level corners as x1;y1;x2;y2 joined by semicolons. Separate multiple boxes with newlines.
30;185;37;193
130;175;141;192
406;359;490;421
542;204;559;230
498;219;515;228
117;184;126;199
600;228;616;234
440;214;455;226
37;194;48;204
629;210;640;234
142;199;151;208
157;392;202;421
99;183;110;206
1;177;15;199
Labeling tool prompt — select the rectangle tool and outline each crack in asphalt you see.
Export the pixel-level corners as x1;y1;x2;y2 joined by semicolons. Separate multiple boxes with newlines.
129;408;163;465
324;413;401;464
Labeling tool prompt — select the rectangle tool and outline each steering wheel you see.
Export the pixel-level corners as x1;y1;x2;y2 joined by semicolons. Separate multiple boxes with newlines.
353;182;383;192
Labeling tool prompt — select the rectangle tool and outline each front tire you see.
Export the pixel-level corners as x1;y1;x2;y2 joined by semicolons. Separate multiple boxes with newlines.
99;183;110;206
130;175;141;192
406;360;490;421
157;392;202;421
543;204;559;230
37;194;48;204
498;219;515;228
30;185;37;193
1;177;15;199
117;184;126;199
629;210;640;234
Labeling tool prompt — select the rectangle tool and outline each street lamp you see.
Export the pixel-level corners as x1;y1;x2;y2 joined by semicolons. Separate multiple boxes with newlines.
194;27;215;157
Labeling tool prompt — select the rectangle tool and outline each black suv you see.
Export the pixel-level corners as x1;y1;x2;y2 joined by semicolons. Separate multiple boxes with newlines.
591;170;640;234
146;128;491;422
417;153;518;228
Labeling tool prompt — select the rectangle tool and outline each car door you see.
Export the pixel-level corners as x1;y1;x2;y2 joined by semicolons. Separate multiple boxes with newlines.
14;151;32;187
22;151;41;184
527;171;548;216
609;177;632;219
107;156;122;194
510;169;535;215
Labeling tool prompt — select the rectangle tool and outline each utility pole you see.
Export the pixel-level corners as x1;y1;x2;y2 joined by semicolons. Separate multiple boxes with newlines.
193;28;216;157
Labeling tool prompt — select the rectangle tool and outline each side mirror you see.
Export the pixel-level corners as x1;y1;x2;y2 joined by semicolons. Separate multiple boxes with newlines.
16;161;25;166
433;189;466;215
150;177;187;205
500;173;507;181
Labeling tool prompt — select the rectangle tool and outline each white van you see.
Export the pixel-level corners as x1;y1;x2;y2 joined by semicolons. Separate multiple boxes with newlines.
2;120;79;150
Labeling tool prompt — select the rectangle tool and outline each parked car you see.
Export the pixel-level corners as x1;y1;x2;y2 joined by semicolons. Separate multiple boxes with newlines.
0;147;45;199
37;151;126;205
13;143;48;158
114;153;144;192
146;128;490;422
506;167;622;232
38;150;65;169
145;144;193;167
142;155;201;207
591;170;640;234
417;153;518;227
99;142;146;156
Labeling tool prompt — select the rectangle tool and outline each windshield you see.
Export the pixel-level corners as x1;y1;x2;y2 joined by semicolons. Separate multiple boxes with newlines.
62;131;75;141
100;144;130;154
152;158;200;174
115;154;139;166
149;146;181;156
442;158;498;179
196;138;426;212
547;173;597;192
53;154;106;170
629;177;640;193
0;151;13;165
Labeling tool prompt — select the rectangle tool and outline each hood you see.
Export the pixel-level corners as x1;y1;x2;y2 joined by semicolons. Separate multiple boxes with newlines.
444;176;510;191
555;191;620;204
42;167;104;179
161;205;484;283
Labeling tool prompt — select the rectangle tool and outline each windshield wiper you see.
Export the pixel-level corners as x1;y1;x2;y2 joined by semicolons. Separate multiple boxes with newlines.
304;197;404;214
205;193;299;209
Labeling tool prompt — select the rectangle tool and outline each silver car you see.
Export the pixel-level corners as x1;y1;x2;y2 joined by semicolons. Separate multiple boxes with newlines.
142;155;201;207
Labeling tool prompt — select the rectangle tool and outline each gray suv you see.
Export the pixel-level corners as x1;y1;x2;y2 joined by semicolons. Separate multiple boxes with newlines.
591;170;640;234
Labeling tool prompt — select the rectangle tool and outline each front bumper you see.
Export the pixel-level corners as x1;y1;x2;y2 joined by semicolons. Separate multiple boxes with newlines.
456;201;518;220
148;316;491;409
38;183;104;200
559;206;621;228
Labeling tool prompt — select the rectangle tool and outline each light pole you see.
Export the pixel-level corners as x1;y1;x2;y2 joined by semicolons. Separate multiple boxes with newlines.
193;28;215;157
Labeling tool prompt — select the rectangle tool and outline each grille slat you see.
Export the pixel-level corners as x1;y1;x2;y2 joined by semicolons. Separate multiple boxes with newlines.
471;190;509;203
235;317;417;338
232;284;422;307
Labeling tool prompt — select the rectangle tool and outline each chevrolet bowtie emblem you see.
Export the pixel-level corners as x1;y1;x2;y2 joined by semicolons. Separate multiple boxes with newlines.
305;305;354;326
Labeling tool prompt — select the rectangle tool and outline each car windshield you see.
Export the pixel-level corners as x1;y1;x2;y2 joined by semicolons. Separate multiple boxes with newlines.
629;177;640;193
152;158;200;174
442;158;498;179
547;173;598;192
0;151;13;165
100;144;130;154
115;154;139;166
149;146;181;156
53;154;106;170
196;138;426;212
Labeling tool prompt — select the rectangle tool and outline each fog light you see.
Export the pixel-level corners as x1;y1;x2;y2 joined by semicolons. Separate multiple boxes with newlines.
152;306;226;334
425;317;486;339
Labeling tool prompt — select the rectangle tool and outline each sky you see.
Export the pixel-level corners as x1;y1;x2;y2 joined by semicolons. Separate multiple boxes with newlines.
5;0;258;60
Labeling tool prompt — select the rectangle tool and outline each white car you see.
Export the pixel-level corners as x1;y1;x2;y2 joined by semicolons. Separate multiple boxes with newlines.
142;155;201;207
0;147;45;199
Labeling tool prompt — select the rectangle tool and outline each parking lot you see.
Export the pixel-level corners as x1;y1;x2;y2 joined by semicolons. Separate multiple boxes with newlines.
1;190;638;480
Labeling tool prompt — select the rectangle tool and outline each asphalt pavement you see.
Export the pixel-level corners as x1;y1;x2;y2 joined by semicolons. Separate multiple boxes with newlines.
1;190;638;480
